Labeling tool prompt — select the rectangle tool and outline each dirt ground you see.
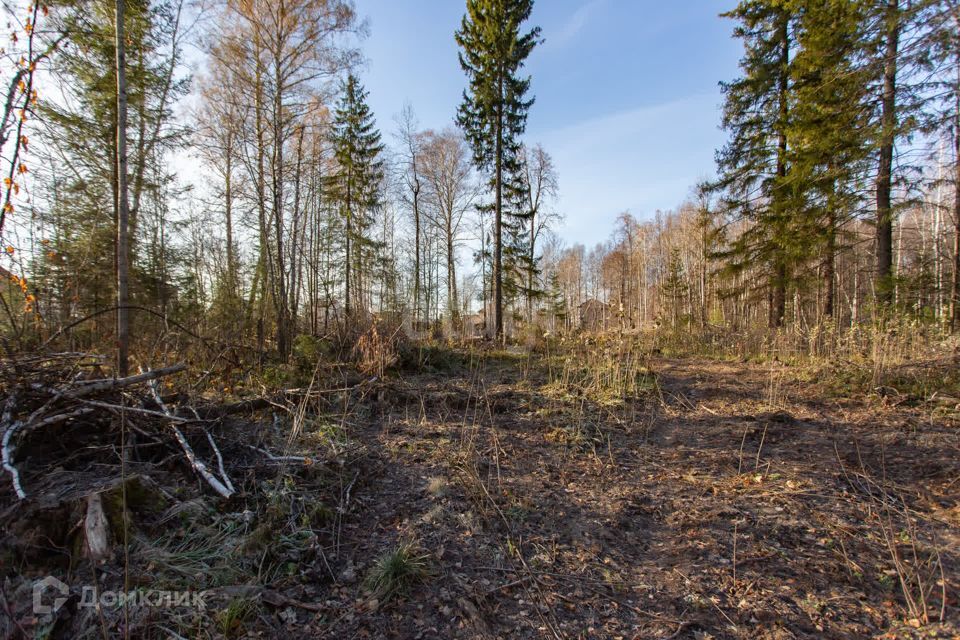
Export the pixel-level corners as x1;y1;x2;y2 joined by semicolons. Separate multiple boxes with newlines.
3;351;958;639
297;353;958;639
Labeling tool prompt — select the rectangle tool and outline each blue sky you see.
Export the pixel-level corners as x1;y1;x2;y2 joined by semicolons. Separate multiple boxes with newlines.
358;0;743;248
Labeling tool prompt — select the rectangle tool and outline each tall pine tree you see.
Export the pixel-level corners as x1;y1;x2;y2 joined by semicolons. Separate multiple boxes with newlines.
455;0;540;341
327;75;385;319
788;0;873;319
715;0;795;328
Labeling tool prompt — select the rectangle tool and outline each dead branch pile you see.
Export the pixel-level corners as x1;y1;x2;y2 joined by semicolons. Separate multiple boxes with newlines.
0;353;243;505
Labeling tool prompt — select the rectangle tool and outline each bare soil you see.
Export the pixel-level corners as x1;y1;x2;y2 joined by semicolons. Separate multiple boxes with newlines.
299;353;959;639
2;352;958;639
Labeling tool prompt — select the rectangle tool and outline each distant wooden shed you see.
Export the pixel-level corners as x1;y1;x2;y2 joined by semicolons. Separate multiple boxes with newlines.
578;299;610;332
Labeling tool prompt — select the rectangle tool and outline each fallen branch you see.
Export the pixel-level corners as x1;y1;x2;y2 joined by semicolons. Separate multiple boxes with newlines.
206;431;235;494
21;406;97;433
245;444;312;464
1;392;24;499
64;363;187;399
193;376;378;419
145;370;234;499
79;399;193;423
168;424;234;498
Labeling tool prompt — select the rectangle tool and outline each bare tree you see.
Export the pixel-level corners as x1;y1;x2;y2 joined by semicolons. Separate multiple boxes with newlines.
421;128;476;324
519;143;559;324
204;0;360;355
395;104;425;324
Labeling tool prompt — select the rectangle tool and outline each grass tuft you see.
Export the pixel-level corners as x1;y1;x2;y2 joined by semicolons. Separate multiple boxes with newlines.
216;597;258;638
363;542;430;601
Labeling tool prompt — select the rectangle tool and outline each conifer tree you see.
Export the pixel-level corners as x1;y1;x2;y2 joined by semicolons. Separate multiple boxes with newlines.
455;0;540;341
38;0;187;343
661;248;689;328
545;270;567;330
873;0;902;305
327;75;385;319
788;0;873;319
715;0;795;328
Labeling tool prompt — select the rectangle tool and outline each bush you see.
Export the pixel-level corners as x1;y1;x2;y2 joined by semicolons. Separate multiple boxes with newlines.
292;333;332;369
353;319;407;377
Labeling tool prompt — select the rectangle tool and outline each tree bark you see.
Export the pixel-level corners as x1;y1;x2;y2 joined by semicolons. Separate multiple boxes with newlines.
951;62;960;330
493;76;504;342
345;170;352;319
824;208;836;319
876;0;900;306
224;127;236;301
115;0;130;377
771;12;790;329
272;54;290;357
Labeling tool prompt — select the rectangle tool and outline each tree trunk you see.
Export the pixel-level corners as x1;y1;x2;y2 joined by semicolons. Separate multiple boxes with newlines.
771;13;790;329
115;0;130;377
224;128;236;301
494;108;504;342
951;64;960;330
876;0;900;306
447;231;458;323
824;209;836;319
272;59;290;357
345;175;352;319
528;213;535;325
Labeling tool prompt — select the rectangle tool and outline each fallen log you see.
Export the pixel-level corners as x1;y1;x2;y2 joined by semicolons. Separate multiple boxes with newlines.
36;363;187;400
192;376;378;419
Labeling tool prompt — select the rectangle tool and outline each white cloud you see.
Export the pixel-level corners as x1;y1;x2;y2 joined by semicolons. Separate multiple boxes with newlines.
543;0;606;52
530;94;724;246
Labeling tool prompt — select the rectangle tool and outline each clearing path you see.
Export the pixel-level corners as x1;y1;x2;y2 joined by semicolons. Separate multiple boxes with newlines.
318;353;958;639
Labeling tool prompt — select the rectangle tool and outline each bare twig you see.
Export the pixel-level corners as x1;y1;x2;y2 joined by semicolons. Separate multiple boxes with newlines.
206;431;235;494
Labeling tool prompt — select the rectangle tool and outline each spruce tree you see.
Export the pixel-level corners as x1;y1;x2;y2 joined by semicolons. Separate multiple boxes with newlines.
661;248;689;328
37;0;187;342
788;0;873;319
455;0;540;341
545;270;567;330
327;75;385;318
715;0;795;328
